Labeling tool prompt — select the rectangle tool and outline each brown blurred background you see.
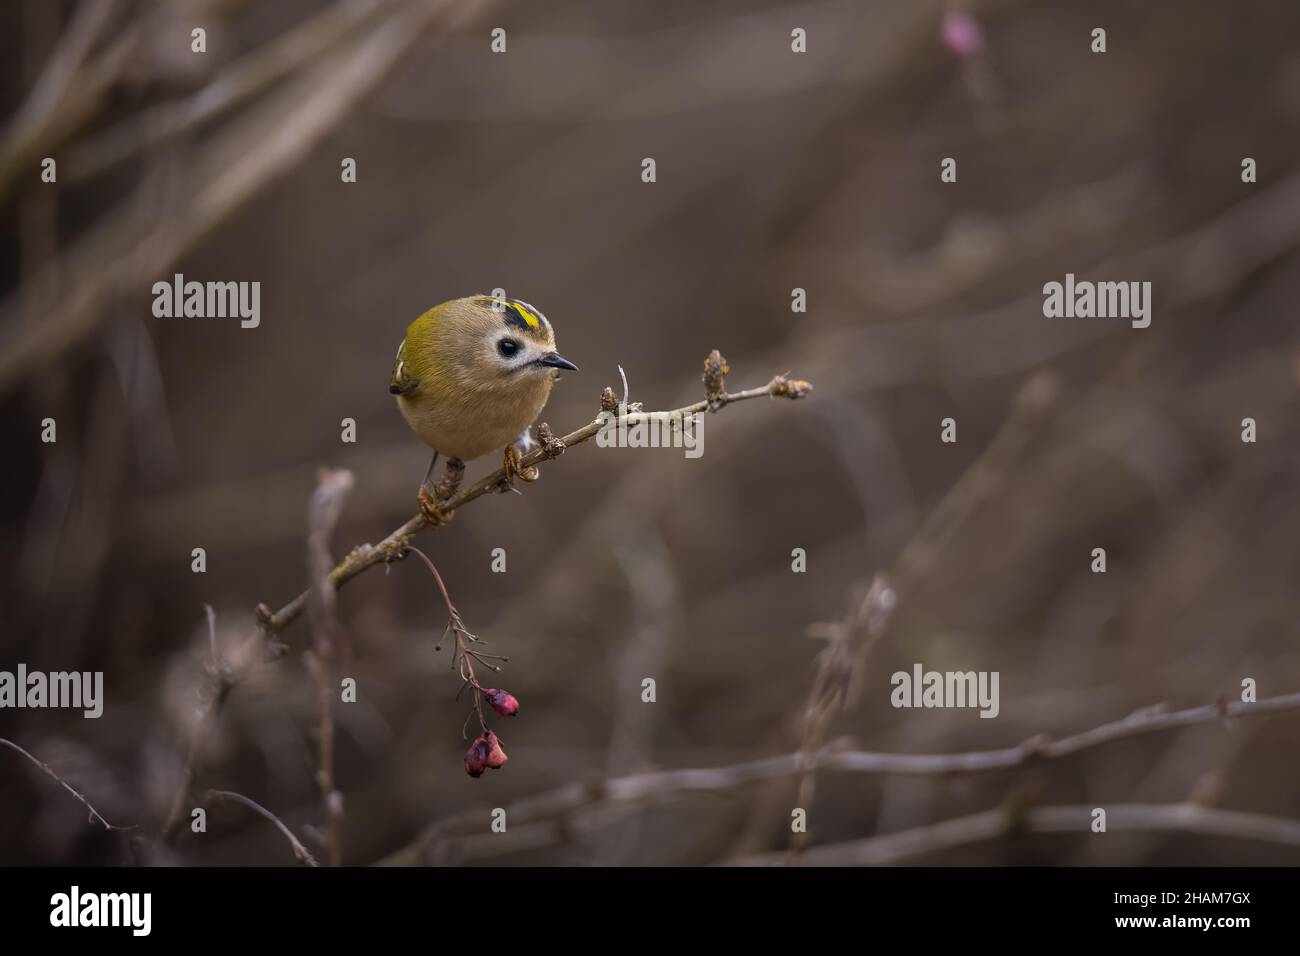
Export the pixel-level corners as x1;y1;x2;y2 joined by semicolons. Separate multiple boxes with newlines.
1;0;1299;866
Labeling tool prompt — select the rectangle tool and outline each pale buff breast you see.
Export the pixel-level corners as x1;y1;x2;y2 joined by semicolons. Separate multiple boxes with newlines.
397;374;555;461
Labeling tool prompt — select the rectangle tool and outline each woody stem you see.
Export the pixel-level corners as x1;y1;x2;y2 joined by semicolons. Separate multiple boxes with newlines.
407;545;487;733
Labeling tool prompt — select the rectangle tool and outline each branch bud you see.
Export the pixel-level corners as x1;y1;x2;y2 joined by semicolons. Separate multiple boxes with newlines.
770;376;813;399
702;350;729;406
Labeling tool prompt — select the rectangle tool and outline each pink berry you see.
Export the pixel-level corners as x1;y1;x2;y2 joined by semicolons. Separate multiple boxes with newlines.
464;736;490;778
484;688;520;717
485;731;508;770
465;732;508;776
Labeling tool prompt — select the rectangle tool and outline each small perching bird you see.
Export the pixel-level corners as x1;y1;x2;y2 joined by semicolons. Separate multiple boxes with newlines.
390;295;577;520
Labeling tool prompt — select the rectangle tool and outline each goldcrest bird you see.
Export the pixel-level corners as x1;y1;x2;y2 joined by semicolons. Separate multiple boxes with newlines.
390;295;577;518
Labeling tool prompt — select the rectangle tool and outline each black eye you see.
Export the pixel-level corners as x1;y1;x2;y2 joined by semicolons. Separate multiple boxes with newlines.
498;338;519;358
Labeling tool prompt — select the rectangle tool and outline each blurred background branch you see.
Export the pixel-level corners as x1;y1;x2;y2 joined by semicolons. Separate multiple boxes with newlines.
3;0;1299;866
735;803;1300;866
383;688;1300;864
1;735;133;832
204;788;319;866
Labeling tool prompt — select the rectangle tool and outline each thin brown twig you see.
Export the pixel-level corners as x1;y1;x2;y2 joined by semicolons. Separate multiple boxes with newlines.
260;371;810;638
159;662;233;842
790;573;895;852
406;544;490;736
1;737;133;832
381;689;1300;863
204;789;319;867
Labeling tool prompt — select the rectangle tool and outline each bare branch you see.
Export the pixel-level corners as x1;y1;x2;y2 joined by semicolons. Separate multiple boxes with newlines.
791;371;1061;849
203;602;218;669
407;545;492;740
305;467;355;867
258;370;811;638
732;803;1300;866
0;0;476;395
0;0;134;199
383;689;1300;863
157;358;811;844
204;789;319;867
159;615;236;842
0;737;132;832
64;0;389;182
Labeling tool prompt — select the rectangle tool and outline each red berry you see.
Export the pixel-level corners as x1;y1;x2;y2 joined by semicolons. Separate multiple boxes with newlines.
464;732;508;776
484;688;520;717
484;731;508;769
464;736;491;777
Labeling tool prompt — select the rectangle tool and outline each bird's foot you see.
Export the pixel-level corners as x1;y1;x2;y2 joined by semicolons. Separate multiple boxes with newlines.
418;486;454;526
418;457;464;526
498;445;540;492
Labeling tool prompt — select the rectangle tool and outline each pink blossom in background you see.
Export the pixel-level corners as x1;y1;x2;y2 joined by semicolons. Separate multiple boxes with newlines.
942;12;985;57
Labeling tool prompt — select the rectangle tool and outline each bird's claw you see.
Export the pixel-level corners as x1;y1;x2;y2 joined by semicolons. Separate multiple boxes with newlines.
499;446;540;491
418;485;454;526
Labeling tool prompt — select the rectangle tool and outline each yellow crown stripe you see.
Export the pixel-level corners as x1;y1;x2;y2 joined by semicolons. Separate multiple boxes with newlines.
477;294;542;331
510;301;541;329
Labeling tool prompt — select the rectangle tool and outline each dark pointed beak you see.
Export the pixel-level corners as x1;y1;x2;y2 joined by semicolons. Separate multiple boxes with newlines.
538;352;578;372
